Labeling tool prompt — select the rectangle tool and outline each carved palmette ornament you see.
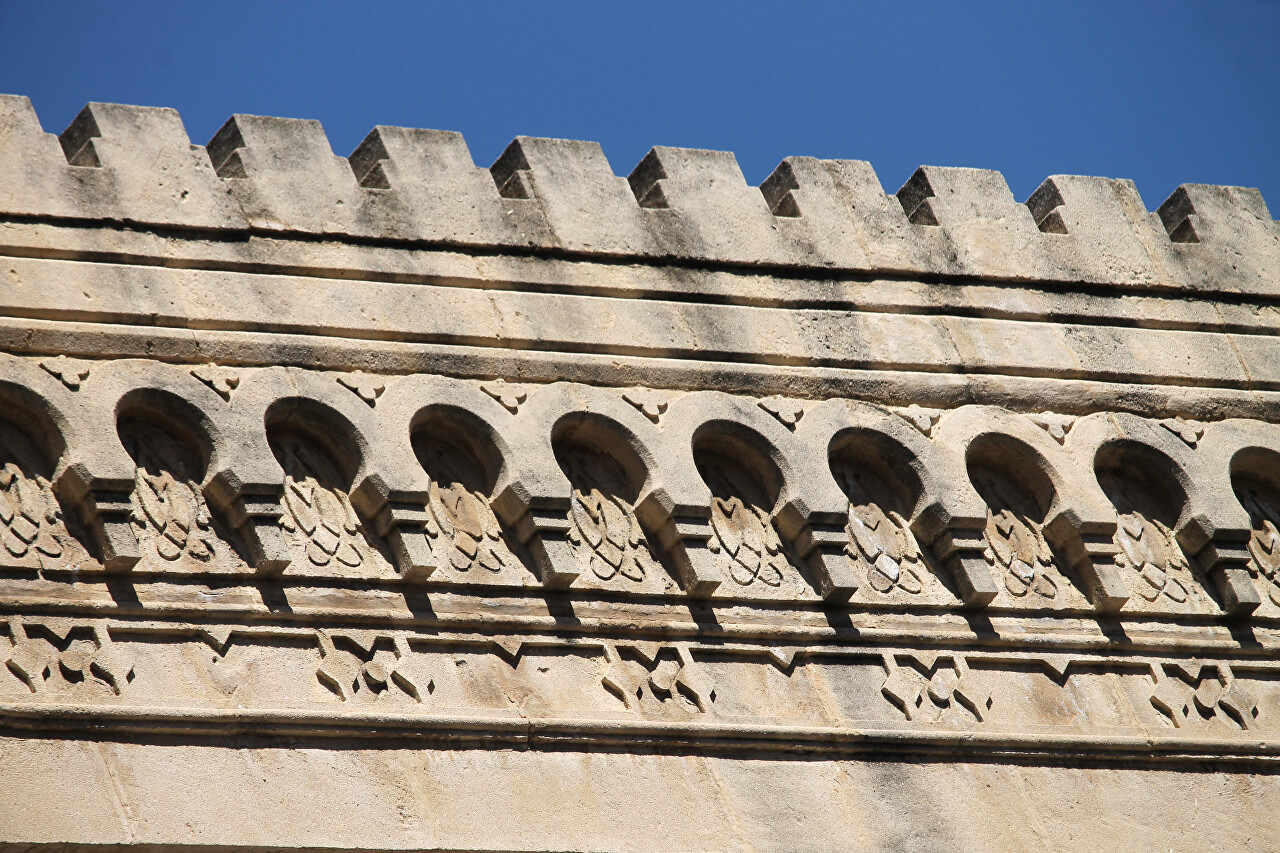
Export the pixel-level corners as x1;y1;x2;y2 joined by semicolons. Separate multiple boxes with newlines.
846;502;924;595
1112;510;1193;604
1239;486;1280;606
131;467;218;563
275;440;366;569
984;509;1057;599
567;487;657;583
0;462;66;566
426;480;508;573
708;496;786;587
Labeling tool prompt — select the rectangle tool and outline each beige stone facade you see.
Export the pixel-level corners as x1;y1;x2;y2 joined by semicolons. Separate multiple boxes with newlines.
1;96;1279;851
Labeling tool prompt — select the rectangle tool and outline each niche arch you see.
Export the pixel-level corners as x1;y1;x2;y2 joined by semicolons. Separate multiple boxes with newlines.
551;411;674;593
828;427;952;602
265;397;388;578
411;404;527;584
964;433;1084;606
1094;440;1210;611
115;388;241;572
0;382;83;571
1230;446;1280;609
692;421;808;600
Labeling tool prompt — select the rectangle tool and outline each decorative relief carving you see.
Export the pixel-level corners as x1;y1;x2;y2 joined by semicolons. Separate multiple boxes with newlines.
1112;510;1195;605
984;506;1057;599
120;420;239;571
0;462;73;570
273;435;375;573
621;388;668;423
1236;478;1280;607
190;363;240;401
969;468;1068;602
846;501;924;594
892;404;941;437
758;396;804;429
336;371;385;406
3;620;134;696
709;496;788;588
315;631;427;703
568;487;657;584
1098;467;1211;612
697;449;806;598
880;652;991;722
558;444;671;592
1159;417;1205;448
601;643;715;715
427;480;511;574
480;379;526;414
39;355;91;390
1149;662;1259;730
412;430;523;582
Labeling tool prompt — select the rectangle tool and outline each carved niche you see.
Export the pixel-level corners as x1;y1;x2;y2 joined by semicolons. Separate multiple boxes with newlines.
412;424;525;585
694;444;807;599
554;434;673;594
117;416;241;573
1097;458;1211;612
829;450;953;603
0;420;88;572
268;429;383;577
967;452;1084;607
1234;475;1280;609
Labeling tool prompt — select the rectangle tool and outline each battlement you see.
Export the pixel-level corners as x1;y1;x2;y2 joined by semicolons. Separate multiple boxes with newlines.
2;95;1276;294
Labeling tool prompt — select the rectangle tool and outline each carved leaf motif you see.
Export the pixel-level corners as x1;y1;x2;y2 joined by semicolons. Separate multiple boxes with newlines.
711;496;784;587
427;482;508;573
985;509;1057;599
280;474;365;570
1112;510;1194;604
569;488;648;583
847;503;924;595
0;463;64;563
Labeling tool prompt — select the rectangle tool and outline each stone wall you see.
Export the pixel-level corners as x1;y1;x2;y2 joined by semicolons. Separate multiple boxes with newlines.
0;95;1278;851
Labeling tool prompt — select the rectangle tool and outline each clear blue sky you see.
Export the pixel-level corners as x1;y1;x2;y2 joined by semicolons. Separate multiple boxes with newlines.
2;2;1277;210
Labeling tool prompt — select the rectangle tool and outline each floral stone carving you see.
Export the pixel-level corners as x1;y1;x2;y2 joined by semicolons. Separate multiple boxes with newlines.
1237;479;1280;607
0;462;70;569
983;507;1057;599
427;480;512;574
568;487;661;584
709;496;789;589
846;502;925;595
274;436;372;572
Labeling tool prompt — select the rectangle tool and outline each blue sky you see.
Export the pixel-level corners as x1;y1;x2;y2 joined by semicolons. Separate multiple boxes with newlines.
2;2;1277;209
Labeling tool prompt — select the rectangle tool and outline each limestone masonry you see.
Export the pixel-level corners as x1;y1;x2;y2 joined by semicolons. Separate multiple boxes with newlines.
0;96;1279;851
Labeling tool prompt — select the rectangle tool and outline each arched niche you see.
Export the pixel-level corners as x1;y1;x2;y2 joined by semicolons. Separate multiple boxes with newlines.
692;425;807;599
828;430;947;601
965;434;1079;605
1095;441;1207;610
411;407;525;584
116;389;240;572
1230;447;1280;609
552;413;673;592
0;397;85;572
266;398;384;577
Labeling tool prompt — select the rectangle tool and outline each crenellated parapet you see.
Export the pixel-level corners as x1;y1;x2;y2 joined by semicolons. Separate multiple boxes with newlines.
1;96;1276;294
